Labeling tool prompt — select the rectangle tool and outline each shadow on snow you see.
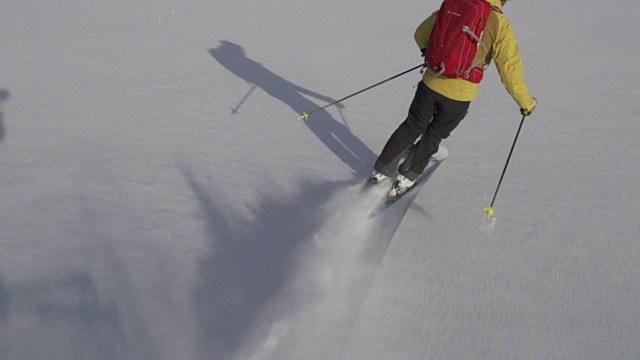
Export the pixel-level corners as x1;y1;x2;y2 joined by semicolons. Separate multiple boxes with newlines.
209;40;376;177
0;89;9;143
181;164;355;360
4;271;126;360
193;41;442;359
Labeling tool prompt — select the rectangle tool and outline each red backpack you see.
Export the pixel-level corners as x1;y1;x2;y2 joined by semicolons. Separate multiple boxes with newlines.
424;0;501;84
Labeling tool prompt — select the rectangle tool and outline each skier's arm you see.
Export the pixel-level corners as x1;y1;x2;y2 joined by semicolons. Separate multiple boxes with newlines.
414;12;438;51
492;18;536;111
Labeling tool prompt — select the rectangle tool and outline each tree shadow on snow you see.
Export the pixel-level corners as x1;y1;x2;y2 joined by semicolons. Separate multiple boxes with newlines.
7;271;126;360
181;163;355;360
0;89;9;143
0;274;9;325
209;41;376;177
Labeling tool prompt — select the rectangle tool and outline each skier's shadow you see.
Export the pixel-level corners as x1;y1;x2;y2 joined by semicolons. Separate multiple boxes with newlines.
0;89;9;143
209;41;376;177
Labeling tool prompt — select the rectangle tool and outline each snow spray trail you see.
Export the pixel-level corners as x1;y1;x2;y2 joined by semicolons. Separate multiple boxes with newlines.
182;163;362;360
238;180;432;360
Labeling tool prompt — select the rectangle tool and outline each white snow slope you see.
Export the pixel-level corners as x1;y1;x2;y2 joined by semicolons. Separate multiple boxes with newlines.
1;0;639;359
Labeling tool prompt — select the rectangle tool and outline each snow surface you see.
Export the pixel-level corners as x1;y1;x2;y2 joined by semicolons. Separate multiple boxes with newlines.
1;0;639;359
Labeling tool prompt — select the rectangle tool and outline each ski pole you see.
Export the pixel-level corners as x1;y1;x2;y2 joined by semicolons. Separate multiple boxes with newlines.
297;63;424;121
484;114;527;220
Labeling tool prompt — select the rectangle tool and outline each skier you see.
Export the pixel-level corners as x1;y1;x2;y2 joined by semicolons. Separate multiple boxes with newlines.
369;0;537;198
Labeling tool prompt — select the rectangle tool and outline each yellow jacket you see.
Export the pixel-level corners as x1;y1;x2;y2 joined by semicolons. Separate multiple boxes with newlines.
414;0;536;111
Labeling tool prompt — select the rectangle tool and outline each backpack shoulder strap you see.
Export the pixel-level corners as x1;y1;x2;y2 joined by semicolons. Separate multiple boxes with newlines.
490;5;503;14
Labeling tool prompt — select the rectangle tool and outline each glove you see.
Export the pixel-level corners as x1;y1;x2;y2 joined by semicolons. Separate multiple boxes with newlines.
420;48;427;57
520;97;537;116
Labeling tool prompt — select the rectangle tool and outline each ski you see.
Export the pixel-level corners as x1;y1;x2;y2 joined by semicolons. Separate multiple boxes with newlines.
368;160;444;218
360;144;416;193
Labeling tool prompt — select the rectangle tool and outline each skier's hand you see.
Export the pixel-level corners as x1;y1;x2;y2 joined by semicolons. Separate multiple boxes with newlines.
420;48;427;57
520;97;537;116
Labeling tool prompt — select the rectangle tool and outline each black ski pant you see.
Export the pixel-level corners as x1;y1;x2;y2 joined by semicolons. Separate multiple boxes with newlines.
374;81;470;181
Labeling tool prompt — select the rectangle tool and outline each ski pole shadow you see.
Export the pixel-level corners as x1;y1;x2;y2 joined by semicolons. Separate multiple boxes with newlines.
179;162;355;360
0;89;9;143
208;41;376;177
